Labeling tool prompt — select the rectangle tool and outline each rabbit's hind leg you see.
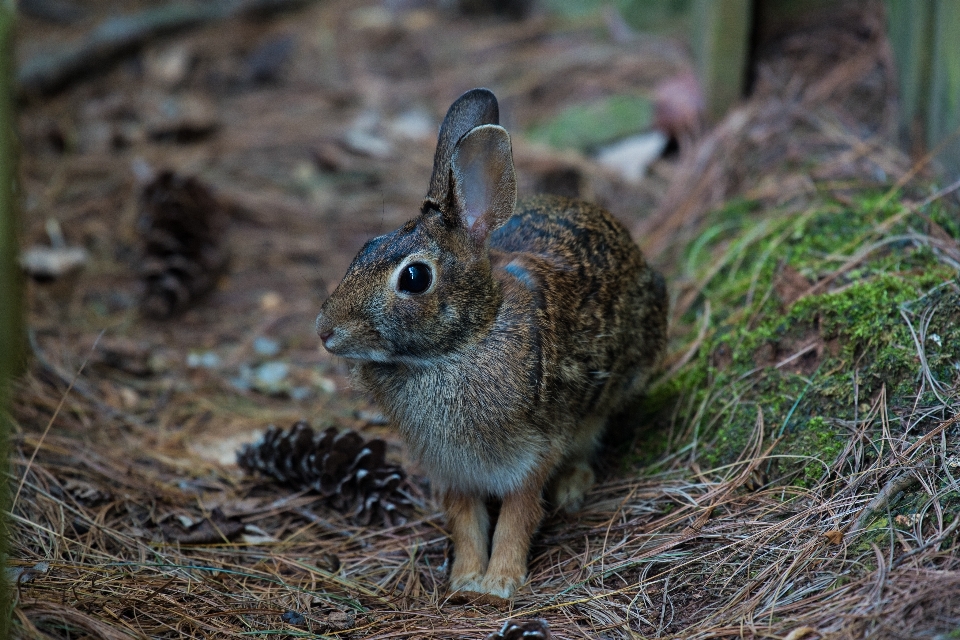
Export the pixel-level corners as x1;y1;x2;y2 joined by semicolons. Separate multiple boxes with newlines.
549;457;595;513
548;415;604;513
443;490;490;593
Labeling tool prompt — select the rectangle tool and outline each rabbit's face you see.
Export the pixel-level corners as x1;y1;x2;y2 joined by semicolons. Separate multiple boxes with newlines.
316;210;499;364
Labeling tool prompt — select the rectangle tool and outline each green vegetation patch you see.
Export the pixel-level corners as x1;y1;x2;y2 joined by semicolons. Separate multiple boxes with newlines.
641;193;960;485
526;94;653;152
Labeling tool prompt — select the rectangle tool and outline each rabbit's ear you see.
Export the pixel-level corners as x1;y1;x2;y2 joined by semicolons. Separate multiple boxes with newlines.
424;88;499;213
450;124;517;244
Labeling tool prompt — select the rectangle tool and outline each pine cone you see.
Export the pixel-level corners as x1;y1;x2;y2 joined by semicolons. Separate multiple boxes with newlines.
237;421;410;526
486;619;551;640
137;170;229;318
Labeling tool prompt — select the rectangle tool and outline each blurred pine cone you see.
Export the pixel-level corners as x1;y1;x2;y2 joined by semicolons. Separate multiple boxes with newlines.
137;170;229;318
486;619;551;640
237;421;410;526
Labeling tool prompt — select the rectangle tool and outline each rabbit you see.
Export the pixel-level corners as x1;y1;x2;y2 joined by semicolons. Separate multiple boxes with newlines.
315;88;668;600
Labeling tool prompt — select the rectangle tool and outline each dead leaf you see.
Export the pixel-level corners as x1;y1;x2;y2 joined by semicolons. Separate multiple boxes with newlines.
823;529;843;545
63;479;112;506
162;508;244;544
319;553;340;573
745;468;768;492
141;92;219;141
324;610;356;630
774;263;813;307
89;336;154;376
894;513;919;527
7;561;52;585
784;626;820;640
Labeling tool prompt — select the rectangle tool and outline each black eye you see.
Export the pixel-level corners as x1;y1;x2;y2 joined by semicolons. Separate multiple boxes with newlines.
398;262;432;294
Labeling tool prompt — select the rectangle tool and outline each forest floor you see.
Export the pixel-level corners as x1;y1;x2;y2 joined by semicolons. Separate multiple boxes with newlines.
10;0;960;638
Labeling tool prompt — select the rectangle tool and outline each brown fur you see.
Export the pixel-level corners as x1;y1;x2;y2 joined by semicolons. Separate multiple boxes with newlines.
315;89;668;599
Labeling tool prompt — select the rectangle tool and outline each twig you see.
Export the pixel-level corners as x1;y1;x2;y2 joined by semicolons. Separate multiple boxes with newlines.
851;469;922;534
17;0;318;97
12;331;102;512
19;0;84;25
28;328;145;427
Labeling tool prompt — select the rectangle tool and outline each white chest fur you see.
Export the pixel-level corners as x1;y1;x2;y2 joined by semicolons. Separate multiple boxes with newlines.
359;345;548;497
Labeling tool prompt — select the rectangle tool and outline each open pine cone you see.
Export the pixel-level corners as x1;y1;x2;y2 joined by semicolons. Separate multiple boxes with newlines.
137;170;229;318
237;421;411;526
486;619;552;640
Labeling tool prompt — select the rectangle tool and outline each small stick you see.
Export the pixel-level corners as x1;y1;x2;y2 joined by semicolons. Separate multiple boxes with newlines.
851;469;921;534
17;0;318;97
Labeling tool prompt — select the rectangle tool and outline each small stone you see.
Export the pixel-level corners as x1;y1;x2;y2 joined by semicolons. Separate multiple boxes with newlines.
595;131;668;184
119;387;140;408
281;610;305;626
187;351;221;369
290;387;311;401
253;336;281;356
325;610;355;630
253;361;290;394
145;45;193;88
342;110;392;158
20;246;89;281
314;374;336;394
260;292;283;310
388;108;435;141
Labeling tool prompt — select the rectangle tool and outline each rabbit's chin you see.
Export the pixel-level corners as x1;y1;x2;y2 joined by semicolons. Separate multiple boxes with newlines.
332;348;453;367
326;348;394;362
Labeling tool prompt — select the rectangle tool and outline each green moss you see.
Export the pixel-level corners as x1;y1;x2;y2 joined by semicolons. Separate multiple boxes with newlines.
645;192;960;484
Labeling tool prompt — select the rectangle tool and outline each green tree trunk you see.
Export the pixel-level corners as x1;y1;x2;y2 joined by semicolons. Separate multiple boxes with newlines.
691;0;753;121
887;0;960;179
0;1;20;636
928;0;960;179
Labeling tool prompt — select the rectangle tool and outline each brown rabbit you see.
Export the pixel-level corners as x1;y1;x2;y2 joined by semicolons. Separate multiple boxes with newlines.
316;89;667;600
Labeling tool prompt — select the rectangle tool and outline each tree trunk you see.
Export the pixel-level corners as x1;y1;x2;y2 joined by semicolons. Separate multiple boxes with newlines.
0;1;21;635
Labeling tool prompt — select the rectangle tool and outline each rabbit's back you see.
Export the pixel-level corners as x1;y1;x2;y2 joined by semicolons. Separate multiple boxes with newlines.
491;194;667;421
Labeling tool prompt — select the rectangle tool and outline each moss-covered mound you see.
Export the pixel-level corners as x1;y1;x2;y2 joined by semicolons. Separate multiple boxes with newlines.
643;192;960;488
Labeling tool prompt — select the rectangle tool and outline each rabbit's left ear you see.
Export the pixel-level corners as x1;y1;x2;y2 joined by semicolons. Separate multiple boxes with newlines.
449;124;517;244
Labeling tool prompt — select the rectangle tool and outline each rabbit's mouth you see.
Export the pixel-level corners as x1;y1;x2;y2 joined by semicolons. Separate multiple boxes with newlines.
318;327;392;362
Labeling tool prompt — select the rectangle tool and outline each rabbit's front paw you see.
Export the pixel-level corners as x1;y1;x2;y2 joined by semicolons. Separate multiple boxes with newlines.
449;571;484;594
478;572;523;599
448;572;488;605
550;459;595;513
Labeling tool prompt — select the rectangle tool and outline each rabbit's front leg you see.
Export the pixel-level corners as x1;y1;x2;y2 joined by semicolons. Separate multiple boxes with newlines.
479;480;544;599
443;489;490;592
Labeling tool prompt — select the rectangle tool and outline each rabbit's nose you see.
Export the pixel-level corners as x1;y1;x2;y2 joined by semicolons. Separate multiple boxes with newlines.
319;330;333;344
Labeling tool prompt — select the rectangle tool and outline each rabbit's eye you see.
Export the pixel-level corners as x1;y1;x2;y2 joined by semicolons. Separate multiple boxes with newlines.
398;262;432;294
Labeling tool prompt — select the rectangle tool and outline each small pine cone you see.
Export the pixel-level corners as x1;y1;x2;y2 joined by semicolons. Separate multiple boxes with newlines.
137;170;229;318
486;620;551;640
237;421;411;526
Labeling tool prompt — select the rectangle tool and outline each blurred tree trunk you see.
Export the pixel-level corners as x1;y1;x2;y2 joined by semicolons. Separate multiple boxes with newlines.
691;0;753;121
0;1;19;635
887;0;960;180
